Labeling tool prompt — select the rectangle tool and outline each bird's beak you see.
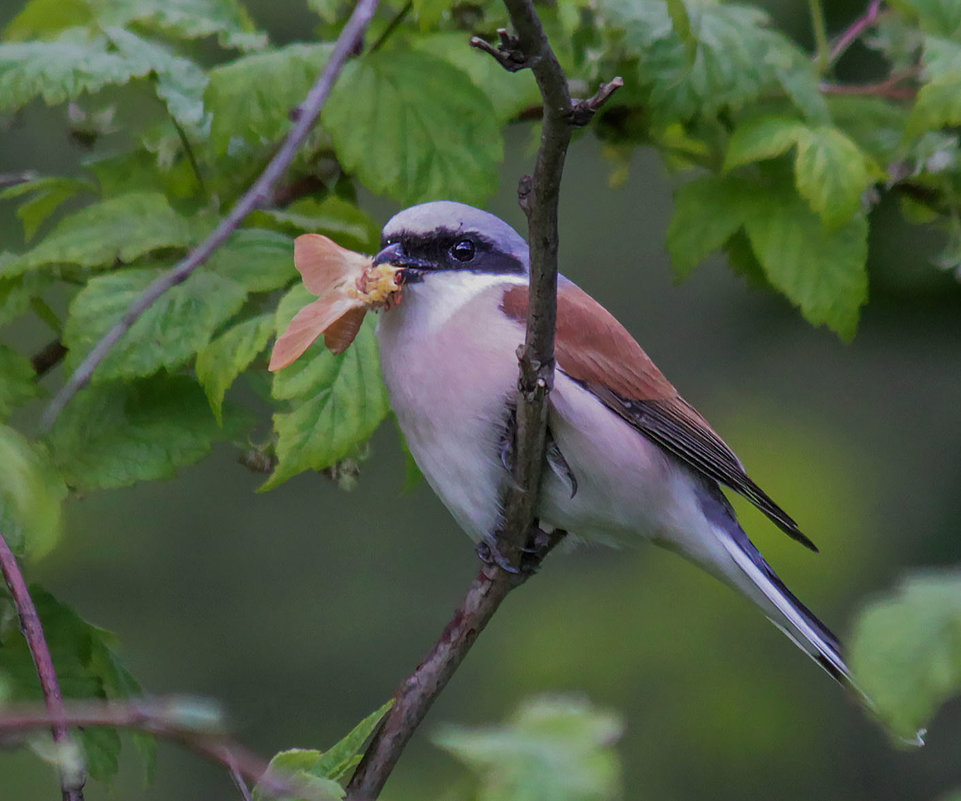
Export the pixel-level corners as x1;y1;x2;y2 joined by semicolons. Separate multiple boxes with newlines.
372;242;426;285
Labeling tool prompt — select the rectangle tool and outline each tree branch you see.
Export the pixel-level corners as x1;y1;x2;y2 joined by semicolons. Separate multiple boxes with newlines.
0;698;301;799
345;2;620;798
0;531;85;801
829;0;884;65
40;0;382;432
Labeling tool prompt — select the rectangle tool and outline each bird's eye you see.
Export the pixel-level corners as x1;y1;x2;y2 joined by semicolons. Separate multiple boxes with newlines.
449;239;475;262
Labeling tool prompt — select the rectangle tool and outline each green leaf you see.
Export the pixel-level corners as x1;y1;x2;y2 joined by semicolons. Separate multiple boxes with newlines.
104;27;209;130
434;695;624;801
205;43;332;155
743;184;868;339
0;28;144;112
411;33;541;124
412;0;449;28
208;228;297;292
889;0;961;39
0;586;150;779
196;314;274;424
0;425;66;558
907;37;961;136
849;569;961;744
0;176;91;241
47;375;229;490
723;116;806;172
313;699;393;781
667;174;750;278
264;288;390;490
325;49;503;206
828;96;910;163
64;267;247;381
602;0;822;123
253;750;343;801
0;272;54;326
794;126;878;227
6;0;267;51
252;196;380;253
7;192;193;276
0;346;40;418
665;0;696;60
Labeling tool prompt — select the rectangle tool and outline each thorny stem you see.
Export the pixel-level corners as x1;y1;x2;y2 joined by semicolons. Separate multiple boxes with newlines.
41;0;383;431
0;531;85;801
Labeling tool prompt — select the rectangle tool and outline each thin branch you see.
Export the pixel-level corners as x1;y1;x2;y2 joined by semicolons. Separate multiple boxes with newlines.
808;0;830;74
0;531;85;801
346;2;620;797
0;171;37;189
820;69;917;99
0;699;296;799
829;0;884;65
40;0;382;431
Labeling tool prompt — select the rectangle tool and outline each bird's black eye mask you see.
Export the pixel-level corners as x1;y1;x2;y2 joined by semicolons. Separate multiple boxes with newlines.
381;228;525;277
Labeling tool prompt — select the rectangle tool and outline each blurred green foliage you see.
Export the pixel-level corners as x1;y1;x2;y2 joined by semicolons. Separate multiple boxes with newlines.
0;0;960;799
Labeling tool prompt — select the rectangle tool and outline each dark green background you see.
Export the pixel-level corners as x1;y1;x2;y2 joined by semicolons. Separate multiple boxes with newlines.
2;1;961;799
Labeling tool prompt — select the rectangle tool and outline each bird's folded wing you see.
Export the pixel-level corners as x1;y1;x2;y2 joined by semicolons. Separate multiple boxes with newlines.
500;281;817;552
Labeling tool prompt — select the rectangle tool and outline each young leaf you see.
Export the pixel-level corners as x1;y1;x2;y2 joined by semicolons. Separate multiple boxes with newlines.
2;0;91;41
64;267;247;381
253;750;343;801
196;314;274;424
0;272;54;327
890;0;961;39
723;116;806;172
0;346;40;418
743;184;869;340
849;569;961;744
208;228;297;292
265;290;389;490
205;43;333;155
325;49;503;206
9;192;193;276
434;695;624;801
906;37;961;137
313;699;394;781
794;126;879;227
667;174;750;278
47;375;229;490
0;425;66;559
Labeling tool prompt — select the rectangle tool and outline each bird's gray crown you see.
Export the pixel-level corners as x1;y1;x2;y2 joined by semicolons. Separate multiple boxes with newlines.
379;201;529;276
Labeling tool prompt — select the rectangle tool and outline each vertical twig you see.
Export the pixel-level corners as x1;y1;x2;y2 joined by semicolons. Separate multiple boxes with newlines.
0;531;84;801
41;0;383;431
808;0;831;74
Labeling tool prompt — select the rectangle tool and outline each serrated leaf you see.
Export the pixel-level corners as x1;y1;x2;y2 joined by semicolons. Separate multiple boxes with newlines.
434;695;624;801
0;346;40;418
0;426;65;559
313;699;393;781
209;228;297;292
104;27;209;130
667;174;749;278
64;267;247;381
47;375;228;490
253;750;343;801
794;126;878;227
0;586;150;780
196;314;274;424
0;176;91;241
265;290;389;490
601;0;822;123
253;196;380;253
907;37;961;136
0;28;145;112
723;116;806;172
850;569;961;744
743;184;868;339
325;50;503;206
411;33;541;124
8;192;193;276
205;43;332;155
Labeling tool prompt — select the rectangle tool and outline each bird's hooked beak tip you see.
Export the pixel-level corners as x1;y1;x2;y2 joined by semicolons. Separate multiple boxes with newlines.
373;241;420;285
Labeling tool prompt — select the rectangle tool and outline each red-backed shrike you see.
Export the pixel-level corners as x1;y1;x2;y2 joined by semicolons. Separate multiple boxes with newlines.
373;200;850;688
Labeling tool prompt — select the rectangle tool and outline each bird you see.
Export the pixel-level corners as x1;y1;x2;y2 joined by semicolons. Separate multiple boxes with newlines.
372;199;852;690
